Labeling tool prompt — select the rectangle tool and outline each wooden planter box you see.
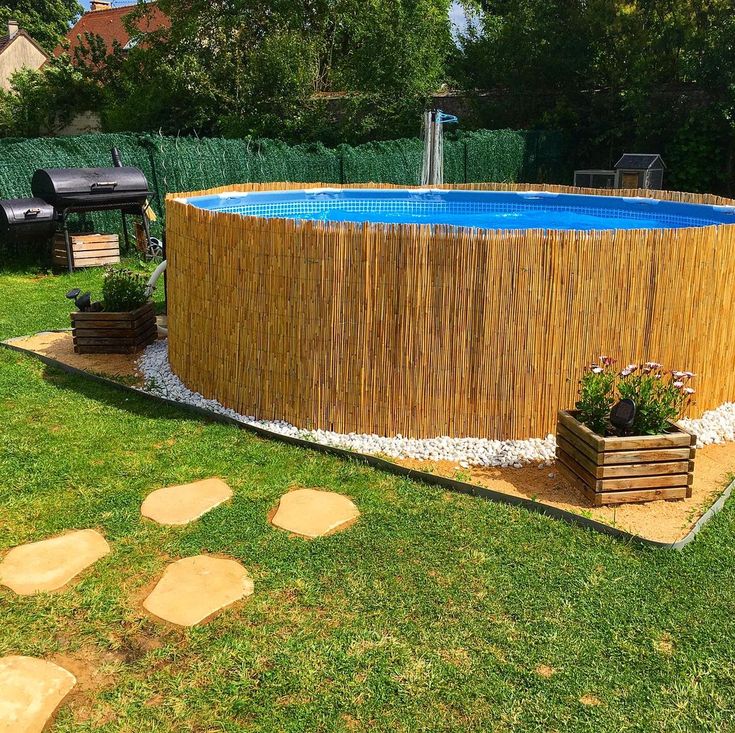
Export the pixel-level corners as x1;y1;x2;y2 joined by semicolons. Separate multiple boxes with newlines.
555;410;696;505
53;233;120;269
71;302;157;354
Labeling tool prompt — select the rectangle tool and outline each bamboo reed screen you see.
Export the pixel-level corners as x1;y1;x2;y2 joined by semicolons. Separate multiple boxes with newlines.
166;183;735;440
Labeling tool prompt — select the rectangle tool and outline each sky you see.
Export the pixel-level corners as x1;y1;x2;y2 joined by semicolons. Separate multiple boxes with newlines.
450;1;470;35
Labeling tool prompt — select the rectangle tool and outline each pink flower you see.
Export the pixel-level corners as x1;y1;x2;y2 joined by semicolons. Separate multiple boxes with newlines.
591;366;604;374
685;387;695;394
672;371;686;379
673;380;684;388
599;355;615;366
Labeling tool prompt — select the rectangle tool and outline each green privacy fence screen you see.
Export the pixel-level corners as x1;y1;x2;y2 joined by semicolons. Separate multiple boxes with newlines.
0;129;565;247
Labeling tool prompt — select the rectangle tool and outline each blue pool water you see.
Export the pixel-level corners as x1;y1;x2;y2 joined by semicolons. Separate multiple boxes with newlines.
184;188;735;231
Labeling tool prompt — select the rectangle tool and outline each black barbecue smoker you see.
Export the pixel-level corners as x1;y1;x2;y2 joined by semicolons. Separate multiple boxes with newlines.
0;148;155;272
0;198;56;244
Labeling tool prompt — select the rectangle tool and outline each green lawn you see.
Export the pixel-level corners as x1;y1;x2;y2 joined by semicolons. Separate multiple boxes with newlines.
1;262;735;732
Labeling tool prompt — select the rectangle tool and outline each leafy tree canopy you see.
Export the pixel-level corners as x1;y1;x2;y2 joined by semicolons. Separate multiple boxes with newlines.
453;0;735;193
0;58;99;137
2;0;735;194
89;0;454;142
0;0;82;53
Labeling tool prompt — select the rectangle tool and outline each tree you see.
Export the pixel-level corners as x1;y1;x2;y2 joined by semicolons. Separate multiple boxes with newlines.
82;0;453;142
452;0;735;193
0;58;99;137
0;0;82;54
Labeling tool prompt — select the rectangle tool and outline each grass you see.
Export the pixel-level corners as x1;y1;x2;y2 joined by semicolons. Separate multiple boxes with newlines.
2;260;735;732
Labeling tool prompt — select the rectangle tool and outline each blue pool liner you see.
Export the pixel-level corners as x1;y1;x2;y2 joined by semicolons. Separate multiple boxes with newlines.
183;188;735;231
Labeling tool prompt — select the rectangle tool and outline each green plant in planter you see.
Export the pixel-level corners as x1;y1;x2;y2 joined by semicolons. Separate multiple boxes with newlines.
575;356;617;435
102;267;149;312
575;356;695;436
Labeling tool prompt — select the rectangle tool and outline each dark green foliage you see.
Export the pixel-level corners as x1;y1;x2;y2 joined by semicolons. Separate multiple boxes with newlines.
101;266;148;312
464;129;526;182
2;0;734;194
617;367;693;436
0;0;82;54
454;0;735;195
341;138;424;185
0;59;100;139
79;0;455;144
575;363;616;436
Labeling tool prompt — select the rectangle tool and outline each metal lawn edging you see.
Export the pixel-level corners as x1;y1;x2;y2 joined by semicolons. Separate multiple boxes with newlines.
3;336;732;551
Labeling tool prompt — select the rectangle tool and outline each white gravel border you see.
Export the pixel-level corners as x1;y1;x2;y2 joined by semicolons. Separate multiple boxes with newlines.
679;404;735;446
137;339;734;466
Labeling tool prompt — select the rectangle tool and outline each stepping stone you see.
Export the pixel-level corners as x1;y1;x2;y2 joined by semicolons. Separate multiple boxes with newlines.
143;555;253;627
270;488;360;538
0;656;76;733
0;530;110;596
141;478;233;526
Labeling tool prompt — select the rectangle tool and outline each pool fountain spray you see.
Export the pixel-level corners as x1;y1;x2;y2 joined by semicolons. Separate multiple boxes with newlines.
421;109;458;186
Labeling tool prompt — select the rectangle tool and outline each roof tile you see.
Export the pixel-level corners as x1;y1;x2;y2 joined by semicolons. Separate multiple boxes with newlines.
55;2;168;62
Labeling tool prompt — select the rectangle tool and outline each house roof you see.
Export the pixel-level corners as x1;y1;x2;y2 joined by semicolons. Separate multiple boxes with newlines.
55;2;169;62
0;30;50;60
615;154;666;170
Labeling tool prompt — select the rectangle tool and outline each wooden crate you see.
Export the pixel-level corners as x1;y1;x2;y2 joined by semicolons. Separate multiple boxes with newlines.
53;233;120;268
71;302;157;354
555;410;696;506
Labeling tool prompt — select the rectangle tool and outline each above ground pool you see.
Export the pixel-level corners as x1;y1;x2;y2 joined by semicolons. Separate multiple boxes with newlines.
167;183;735;441
183;188;735;231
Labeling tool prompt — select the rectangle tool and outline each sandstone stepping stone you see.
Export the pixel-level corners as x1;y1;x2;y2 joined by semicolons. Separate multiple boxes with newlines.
0;656;76;733
0;529;110;596
141;478;233;526
143;555;253;627
270;488;360;538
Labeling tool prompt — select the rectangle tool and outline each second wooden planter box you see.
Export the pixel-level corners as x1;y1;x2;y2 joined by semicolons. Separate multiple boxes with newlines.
556;410;696;505
53;233;121;269
71;302;157;354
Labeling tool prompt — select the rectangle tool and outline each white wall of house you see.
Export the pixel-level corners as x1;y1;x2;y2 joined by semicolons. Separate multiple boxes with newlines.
53;111;103;135
0;23;49;91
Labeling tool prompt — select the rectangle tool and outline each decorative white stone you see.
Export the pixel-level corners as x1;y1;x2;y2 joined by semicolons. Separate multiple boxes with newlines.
679;402;735;447
143;555;254;627
271;488;360;538
141;478;232;526
0;530;110;596
0;656;76;733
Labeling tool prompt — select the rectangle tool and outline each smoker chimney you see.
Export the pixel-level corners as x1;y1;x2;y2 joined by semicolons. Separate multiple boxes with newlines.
7;20;19;37
89;0;112;11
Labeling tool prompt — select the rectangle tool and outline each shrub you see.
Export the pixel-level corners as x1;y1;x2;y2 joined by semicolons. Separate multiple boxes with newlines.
575;356;617;435
575;356;695;436
101;267;149;312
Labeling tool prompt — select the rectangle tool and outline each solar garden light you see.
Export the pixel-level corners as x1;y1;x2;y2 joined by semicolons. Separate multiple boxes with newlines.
65;288;90;311
65;288;102;312
610;398;636;436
